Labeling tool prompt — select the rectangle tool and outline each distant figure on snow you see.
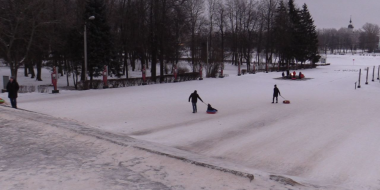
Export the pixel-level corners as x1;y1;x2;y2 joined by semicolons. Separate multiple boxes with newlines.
6;77;19;109
282;72;285;78
188;90;203;113
207;104;218;112
272;84;281;104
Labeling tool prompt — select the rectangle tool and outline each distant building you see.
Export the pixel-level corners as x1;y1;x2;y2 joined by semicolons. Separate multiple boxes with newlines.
348;17;354;30
348;17;356;54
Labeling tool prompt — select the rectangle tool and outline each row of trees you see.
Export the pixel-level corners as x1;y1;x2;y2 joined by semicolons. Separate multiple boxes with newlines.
318;23;380;54
0;0;320;87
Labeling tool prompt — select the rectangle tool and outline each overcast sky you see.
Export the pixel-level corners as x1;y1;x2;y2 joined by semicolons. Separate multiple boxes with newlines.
294;0;380;30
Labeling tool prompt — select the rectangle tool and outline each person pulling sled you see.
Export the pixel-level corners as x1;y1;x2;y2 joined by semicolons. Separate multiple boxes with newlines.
272;84;281;103
188;90;203;113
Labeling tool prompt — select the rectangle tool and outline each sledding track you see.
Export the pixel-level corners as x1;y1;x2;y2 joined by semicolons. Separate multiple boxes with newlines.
15;59;380;189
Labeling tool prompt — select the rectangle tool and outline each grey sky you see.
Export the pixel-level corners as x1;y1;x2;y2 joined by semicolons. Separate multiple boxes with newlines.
294;0;380;30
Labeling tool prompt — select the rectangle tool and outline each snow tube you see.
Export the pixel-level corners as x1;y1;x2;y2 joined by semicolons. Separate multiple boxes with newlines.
283;100;290;104
207;110;217;114
0;98;4;104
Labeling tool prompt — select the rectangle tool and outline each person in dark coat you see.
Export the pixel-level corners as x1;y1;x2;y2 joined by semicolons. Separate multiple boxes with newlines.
272;84;281;103
207;104;218;112
188;90;203;113
6;77;19;108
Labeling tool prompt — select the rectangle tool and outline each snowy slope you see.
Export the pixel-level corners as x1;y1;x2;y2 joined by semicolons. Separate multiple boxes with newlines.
1;54;380;189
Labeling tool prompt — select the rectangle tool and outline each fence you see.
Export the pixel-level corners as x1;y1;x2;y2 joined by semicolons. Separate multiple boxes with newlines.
16;85;52;93
79;72;200;90
3;73;200;93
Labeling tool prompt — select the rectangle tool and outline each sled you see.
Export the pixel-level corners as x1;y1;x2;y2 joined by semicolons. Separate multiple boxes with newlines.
207;110;217;114
283;100;290;104
0;98;4;104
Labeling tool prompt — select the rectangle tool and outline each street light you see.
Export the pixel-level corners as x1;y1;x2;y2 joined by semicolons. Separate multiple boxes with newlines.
84;16;95;87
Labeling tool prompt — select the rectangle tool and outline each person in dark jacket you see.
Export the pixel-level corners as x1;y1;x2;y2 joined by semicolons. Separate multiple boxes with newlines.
272;84;281;103
188;90;203;113
207;104;218;112
6;77;19;108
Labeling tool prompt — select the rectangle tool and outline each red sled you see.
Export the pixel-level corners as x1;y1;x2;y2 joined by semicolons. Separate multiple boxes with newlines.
207;110;217;114
283;100;290;104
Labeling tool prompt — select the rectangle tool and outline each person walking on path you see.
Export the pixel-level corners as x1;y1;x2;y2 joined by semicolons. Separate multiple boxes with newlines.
272;84;281;104
188;90;203;113
6;77;19;108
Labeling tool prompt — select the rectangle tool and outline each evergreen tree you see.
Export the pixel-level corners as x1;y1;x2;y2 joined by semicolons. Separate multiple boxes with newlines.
287;0;303;63
296;3;308;64
273;1;320;67
84;0;114;80
300;4;320;64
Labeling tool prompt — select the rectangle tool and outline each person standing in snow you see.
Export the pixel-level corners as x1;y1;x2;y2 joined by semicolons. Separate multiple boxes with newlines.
6;77;19;109
188;90;203;113
272;84;280;104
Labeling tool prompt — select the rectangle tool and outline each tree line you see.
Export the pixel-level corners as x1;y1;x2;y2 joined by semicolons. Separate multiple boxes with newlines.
0;0;320;87
318;23;380;54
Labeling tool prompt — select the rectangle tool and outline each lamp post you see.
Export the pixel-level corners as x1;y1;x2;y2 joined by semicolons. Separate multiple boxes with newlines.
84;16;95;88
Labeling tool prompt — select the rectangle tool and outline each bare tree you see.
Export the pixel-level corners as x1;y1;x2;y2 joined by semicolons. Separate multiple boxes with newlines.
360;23;380;53
261;0;279;65
242;0;259;71
0;0;51;79
214;1;228;74
184;0;205;72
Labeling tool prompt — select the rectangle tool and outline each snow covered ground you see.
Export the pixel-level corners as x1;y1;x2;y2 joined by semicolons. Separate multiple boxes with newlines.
1;54;380;189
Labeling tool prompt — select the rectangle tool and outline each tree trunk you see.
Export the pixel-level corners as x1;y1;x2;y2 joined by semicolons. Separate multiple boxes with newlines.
131;52;136;71
24;63;28;77
29;62;35;78
150;0;157;82
124;49;129;79
58;60;64;76
65;59;69;86
36;60;42;81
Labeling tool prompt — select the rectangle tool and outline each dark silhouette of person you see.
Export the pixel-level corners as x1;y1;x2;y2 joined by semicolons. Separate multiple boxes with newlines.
272;84;281;103
6;77;19;108
188;90;203;113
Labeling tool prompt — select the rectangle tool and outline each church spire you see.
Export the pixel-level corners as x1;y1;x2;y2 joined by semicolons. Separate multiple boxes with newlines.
348;16;354;29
